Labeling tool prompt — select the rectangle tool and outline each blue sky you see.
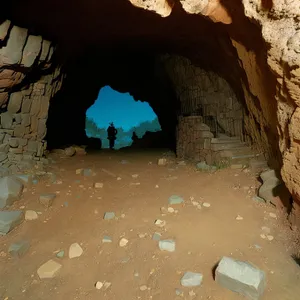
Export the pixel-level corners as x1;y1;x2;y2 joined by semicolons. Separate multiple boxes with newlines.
86;86;157;130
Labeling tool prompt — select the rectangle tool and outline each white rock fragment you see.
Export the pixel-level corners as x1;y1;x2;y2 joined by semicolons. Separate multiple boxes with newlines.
69;243;83;258
236;215;243;221
159;239;176;252
140;285;148;291
261;226;271;234
95;281;103;290
168;207;175;213
94;182;104;189
119;238;128;247
269;212;277;219
103;282;112;290
181;272;203;287
155;219;166;227
202;202;211;208
25;210;38;220
267;235;274;241
37;259;62;279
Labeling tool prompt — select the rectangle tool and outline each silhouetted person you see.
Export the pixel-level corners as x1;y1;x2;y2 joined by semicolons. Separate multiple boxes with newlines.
107;122;118;150
131;131;138;143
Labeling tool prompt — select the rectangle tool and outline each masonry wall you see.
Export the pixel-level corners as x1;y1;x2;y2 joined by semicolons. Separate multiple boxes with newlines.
160;55;244;138
0;20;63;173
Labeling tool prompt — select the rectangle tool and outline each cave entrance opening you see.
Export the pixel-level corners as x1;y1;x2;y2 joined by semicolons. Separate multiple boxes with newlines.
85;86;162;150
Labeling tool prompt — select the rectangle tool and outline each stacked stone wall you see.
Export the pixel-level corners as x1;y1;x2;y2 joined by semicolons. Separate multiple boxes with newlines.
0;20;63;172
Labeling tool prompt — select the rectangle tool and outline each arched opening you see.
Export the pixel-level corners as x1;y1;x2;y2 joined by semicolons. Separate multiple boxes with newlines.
85;86;161;149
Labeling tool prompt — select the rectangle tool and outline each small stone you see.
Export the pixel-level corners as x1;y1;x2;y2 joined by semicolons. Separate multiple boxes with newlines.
168;195;184;205
269;212;277;219
203;202;211;208
75;168;82;175
0;176;24;209
56;250;64;258
65;146;76;157
252;196;266;203
260;234;266;239
181;272;203;287
155;184;159;188
168;207;175;213
155;219;166;227
117;177;122;180
94;182;104;189
266;235;274;241
103;282;111;290
236;215;243;221
37;259;62;279
231;164;244;169
68;243;83;258
175;288;183;296
104;212;115;220
25;210;38;220
8;240;30;258
102;236;112;243
132;174;139;178
82;169;93;176
140;285;148;291
119;238;128;247
159;239;176;252
39;193;56;208
152;232;162;241
95;281;103;290
138;233;147;238
158;158;167;166
215;256;266;300
189;290;196;297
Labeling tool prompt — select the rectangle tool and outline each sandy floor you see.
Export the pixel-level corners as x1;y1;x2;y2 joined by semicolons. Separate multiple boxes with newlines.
0;149;300;300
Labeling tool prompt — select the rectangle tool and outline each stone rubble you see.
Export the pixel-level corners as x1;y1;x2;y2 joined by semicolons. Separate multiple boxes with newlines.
159;239;176;252
8;240;30;258
119;238;129;247
37;259;62;279
104;212;115;220
0;176;24;208
168;194;184;205
0;210;24;235
39;193;56;208
25;210;38;220
102;236;112;243
215;256;266;300
180;272;203;287
68;243;83;258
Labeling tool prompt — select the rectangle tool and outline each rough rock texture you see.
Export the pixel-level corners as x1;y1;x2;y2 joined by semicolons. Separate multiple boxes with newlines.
0;20;64;172
0;210;24;235
0;176;23;208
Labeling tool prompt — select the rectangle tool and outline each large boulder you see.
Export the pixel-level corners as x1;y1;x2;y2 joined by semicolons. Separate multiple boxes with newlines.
0;176;24;208
215;256;266;300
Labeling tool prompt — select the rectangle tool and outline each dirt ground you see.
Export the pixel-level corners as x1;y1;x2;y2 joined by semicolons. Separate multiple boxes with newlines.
1;149;300;300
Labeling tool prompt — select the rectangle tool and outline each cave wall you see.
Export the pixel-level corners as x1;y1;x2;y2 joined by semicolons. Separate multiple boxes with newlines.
0;20;63;172
160;54;244;138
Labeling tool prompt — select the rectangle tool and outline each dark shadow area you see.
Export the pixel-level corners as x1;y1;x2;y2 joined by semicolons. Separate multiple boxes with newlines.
211;261;219;280
292;254;300;267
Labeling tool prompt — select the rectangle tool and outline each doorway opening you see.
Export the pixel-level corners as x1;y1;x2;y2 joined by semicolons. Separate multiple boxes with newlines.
85;86;161;149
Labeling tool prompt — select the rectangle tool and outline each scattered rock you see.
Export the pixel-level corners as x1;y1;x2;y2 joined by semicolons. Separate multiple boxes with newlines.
236;215;243;221
103;282;112;290
104;212;115;220
0;210;24;235
82;169;93;176
215;256;266;300
94;182;104;189
14;174;33;185
25;210;38;221
56;250;64;258
39;193;56;208
8;240;30;258
168;195;184;205
76;168;82;175
138;233;147;238
269;212;277;219
260;234;266;239
65;146;76;157
95;281;103;290
132;174;139;178
119;238;128;247
69;243;83;258
252;196;266;203
261;226;271;234
140;285;148;291
202;202;211;208
175;288;184;296
168;207;175;213
181;272;203;287
196;161;217;172
155;219;166;227
152;232;162;241
117;177;122;180
37;259;62;279
0;176;24;209
159;239;176;252
102;236;112;243
158;158;167;166
266;235;274;241
231;164;244;169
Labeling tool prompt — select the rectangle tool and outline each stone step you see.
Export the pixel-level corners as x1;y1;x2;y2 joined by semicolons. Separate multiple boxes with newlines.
211;137;241;144
211;142;248;151
220;147;253;158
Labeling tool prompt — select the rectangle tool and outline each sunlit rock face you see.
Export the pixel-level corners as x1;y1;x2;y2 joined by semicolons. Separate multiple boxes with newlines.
1;0;300;223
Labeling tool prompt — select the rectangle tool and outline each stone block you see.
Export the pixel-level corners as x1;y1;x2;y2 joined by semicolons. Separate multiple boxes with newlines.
21;35;42;67
1;112;13;129
30;96;41;116
18;138;28;147
0;152;7;162
168;195;184;205
159;239;176;252
37;118;47;139
14;174;34;185
21;97;32;113
40;40;51;61
0;92;8;106
260;169;281;183
158;158;167;166
0;26;28;65
0;211;24;235
8;240;30;258
37;259;62;279
21;113;31;127
9;138;19;148
198;131;214;138
0;176;24;208
27;140;38;152
0;20;11;41
152;232;162;241
38;96;49;119
14;125;25;137
8;92;23;113
3;134;11;144
195;123;210;131
14;114;21;124
258;178;283;203
215;256;266;300
0;133;4;143
0;166;11;177
39;193;56;208
104;212;115;220
204;138;211;150
181;272;203;287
